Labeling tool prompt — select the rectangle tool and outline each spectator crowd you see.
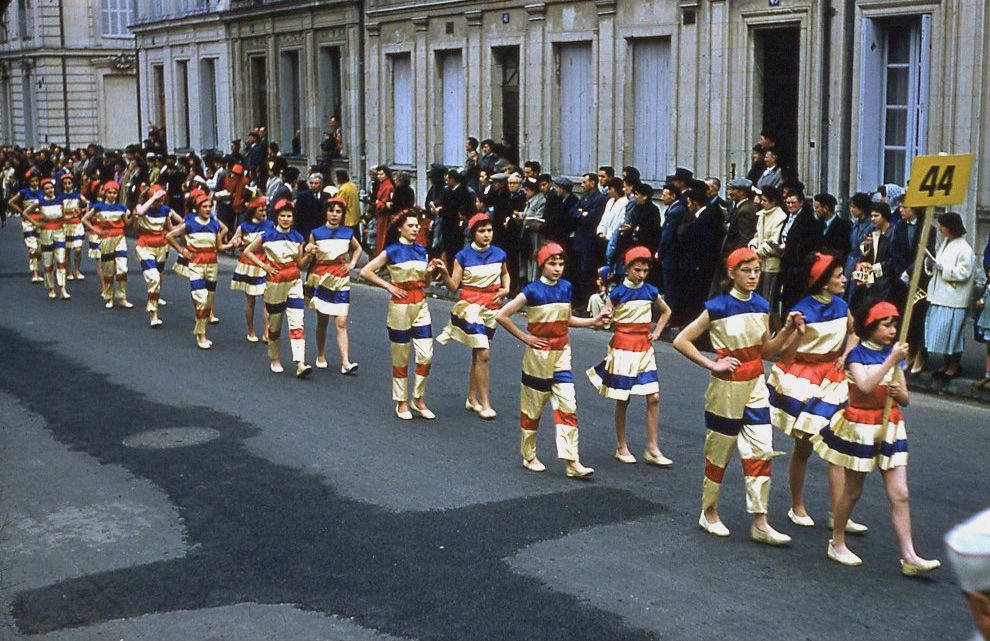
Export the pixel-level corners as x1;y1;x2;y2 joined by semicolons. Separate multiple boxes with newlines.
2;125;989;385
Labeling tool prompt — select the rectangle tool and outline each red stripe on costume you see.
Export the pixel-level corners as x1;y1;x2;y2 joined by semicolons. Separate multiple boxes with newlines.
392;289;425;304
137;231;167;248
414;363;431;377
610;331;652;352
552;410;577;427
195;309;211;319
774;360;844;385
520;414;540;430
289;328;305;340
715;345;763;362
528;320;569;339
268;264;301;283
713;359;765;381
614;322;651;334
844;405;902;425
310;260;350;278
460;285;500;308
704;459;726;483
187;247;217;264
41;220;63;230
741;458;772;477
392;366;408;379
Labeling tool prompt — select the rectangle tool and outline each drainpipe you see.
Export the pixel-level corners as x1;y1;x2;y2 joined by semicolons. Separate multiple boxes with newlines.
818;0;832;192
57;0;69;147
357;0;367;188
837;0;855;212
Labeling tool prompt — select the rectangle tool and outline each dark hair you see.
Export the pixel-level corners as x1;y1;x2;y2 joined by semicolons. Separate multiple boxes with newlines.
283;166;301;181
760;130;776;142
802;249;844;296
607;177;624;193
634;182;654;198
538;173;552;183
785;190;806;204
853;296;895;340
598;165;615;178
377;165;393;179
622;166;641;184
685;188;708;207
849;192;873;213
760;185;782;205
524;160;542;174
938;211;967;238
765;149;779;160
467;136;479;150
389;209;421;236
481;138;495;148
814;192;837;212
872;202;893;222
335;168;350;183
661;183;681;198
583;172;596;183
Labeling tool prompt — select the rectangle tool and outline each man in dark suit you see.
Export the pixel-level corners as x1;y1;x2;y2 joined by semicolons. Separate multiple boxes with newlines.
570;172;607;311
722;178;759;256
814;193;851;256
678;187;726;322
779;190;823;312
656;183;686;324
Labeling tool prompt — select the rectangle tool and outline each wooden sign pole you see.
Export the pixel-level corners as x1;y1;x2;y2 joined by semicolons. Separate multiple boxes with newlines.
879;205;935;427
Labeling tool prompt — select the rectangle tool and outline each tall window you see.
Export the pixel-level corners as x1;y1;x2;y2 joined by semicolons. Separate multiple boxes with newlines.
390;54;413;165
21;71;35;144
17;0;30;39
199;59;219;150
556;43;593;175
318;47;342;126
174;60;190;149
101;0;134;37
249;56;268;130
438;50;465;167
631;39;671;182
857;17;930;190
278;50;302;154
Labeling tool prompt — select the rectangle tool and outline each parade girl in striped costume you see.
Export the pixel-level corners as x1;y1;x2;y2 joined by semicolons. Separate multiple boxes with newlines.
433;213;510;419
242;198;314;377
134;185;182;327
172;189;206;281
166;191;234;349
7;170;42;282
586;246;673;466
306;197;362;373
59;174;87;281
81;181;133;309
674;247;800;545
230;195;274;342
496;242;609;478
23;178;70;300
85;179;103;262
360;211;437;420
812;301;941;575
767;251;867;534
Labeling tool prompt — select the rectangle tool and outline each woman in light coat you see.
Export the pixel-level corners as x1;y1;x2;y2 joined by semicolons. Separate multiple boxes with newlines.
924;212;976;380
748;185;787;316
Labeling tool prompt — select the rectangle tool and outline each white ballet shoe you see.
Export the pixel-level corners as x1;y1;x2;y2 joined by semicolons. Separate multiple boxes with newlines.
270;362;284;373
150;318;164;328
395;404;413;421
341;362;359;375
565;461;594;479
477;407;497;420
900;557;940;577
828;512;868;534
465;399;482;413
788;508;815;527
315;358;329;369
751;524;792;546
699;513;731;537
614;449;637;464
296;362;313;378
411;403;435;420
643;450;672;467
827;540;863;566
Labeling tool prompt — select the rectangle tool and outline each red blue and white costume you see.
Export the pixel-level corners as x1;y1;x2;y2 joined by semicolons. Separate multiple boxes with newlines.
60;191;85;250
231;218;275;296
307;223;355;317
768;294;849;437
518;277;581;463
183;213;221;335
586;279;660;400
702;289;778;515
436;243;506;349
36;194;67;291
261;227;308;364
135;202;174;313
812;341;909;472
91;201;130;302
385;239;433;402
18;186;41;273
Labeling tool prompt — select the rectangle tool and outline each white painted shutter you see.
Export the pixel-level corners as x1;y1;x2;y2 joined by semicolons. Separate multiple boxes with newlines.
440;51;465;167
633;39;670;182
392;55;413;165
916;14;931;157
558;43;593;175
856;18;883;191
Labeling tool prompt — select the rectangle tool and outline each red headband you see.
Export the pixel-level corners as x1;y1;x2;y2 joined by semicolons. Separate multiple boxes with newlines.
624;245;652;266
103;181;120;191
807;252;836;287
193;193;211;208
60;174;74;183
272;198;294;212
468;213;491;231
326;197;347;210
148;184;165;196
39;177;53;187
865;301;900;327
247;196;267;210
725;247;758;272
536;242;565;267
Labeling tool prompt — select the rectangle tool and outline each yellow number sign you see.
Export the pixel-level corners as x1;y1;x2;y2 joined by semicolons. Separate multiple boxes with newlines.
904;153;975;207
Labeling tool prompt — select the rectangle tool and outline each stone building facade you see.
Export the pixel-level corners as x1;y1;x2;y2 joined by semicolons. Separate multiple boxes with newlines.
0;0;140;148
363;0;990;233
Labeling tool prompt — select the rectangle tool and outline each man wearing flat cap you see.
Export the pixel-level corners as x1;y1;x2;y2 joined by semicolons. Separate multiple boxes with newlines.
543;177;578;248
723;177;759;257
947;509;990;640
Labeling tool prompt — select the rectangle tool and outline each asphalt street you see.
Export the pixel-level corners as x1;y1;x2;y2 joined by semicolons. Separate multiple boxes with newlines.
0;221;987;640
